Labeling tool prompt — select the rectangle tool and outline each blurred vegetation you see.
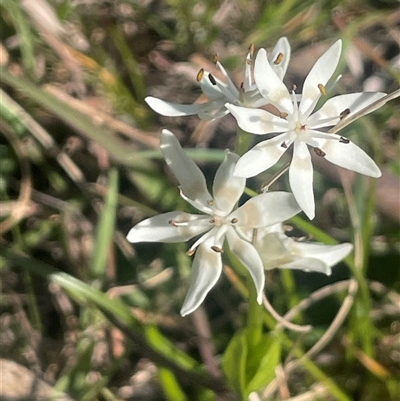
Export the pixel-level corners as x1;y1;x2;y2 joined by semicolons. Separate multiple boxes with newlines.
0;0;399;400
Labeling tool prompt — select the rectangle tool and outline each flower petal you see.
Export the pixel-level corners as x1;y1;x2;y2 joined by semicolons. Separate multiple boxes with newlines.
289;140;315;219
226;227;265;304
145;96;206;117
225;103;286;135
161;130;213;212
254;48;293;113
306;131;382;178
268;37;291;80
213;151;245;213
126;211;211;243
279;257;331;275
230;191;301;228
292;242;353;268
299;40;342;117
308;92;386;129
234;132;294;178
180;239;222;316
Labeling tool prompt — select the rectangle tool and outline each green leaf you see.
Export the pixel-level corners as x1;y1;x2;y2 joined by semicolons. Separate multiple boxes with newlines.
223;330;281;398
90;167;119;282
222;329;248;396
159;367;187;401
144;326;199;371
246;334;281;394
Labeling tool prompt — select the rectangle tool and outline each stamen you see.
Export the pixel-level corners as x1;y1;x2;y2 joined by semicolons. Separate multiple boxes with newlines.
279;112;289;119
231;218;238;224
274;53;284;65
212;54;218;64
292;84;297;91
207;199;214;206
209;218;215;224
248;44;255;59
208;74;217;85
340;108;351;120
169;219;188;227
318;83;327;95
196;68;204;82
313;147;326;157
187;249;196;256
211;246;223;253
339;137;350;144
281;142;288;149
300;124;306;130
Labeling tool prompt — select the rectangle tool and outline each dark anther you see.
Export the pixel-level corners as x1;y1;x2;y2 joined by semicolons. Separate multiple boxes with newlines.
339;137;350;144
340;108;351;119
313;147;326;157
208;74;217;85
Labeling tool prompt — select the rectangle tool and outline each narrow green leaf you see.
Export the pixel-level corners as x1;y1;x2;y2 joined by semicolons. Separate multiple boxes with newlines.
246;334;281;395
91;167;119;282
144;326;199;371
222;330;248;396
159;368;187;401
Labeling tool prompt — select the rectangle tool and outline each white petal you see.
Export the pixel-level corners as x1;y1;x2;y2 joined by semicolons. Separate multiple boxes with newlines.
292;242;353;268
180;239;222;316
225;103;286;135
308;92;386;129
289;141;315;220
254;48;293;113
230;191;301;228
234;132;294;178
145;96;205;117
226;227;265;304
278;257;331;275
126;211;211;243
198;71;225;99
254;232;292;269
299;40;342;116
198;100;228;120
307;131;382;177
268;37;291;80
212;151;245;213
160;130;213;211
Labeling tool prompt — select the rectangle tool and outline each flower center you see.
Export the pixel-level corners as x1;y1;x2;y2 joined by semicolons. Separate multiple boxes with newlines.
295;121;307;135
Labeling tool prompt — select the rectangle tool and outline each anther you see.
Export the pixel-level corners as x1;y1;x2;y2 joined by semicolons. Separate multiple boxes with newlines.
207;199;214;206
248;44;255;58
212;54;219;64
339;137;350;144
301;124;306;130
281;142;288;148
187;249;196;256
209;218;215;224
274;53;284;65
211;246;223;253
169;219;178;227
231;218;238;224
340;108;351;120
208;73;217;85
292;84;297;91
279;112;288;119
318;83;327;95
196;69;204;82
313;147;326;157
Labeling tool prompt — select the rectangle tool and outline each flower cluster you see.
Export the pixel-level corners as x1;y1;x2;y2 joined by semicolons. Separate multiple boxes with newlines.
127;37;390;315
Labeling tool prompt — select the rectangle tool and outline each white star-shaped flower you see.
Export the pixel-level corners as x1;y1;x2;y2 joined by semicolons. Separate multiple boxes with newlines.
226;39;387;219
251;224;353;275
127;129;301;316
145;37;291;120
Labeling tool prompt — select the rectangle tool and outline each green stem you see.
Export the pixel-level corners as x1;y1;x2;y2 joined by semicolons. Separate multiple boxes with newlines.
235;128;253;156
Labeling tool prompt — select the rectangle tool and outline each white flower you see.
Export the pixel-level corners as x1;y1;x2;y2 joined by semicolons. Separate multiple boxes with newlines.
252;224;353;275
145;37;291;120
127;129;301;316
226;39;386;219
